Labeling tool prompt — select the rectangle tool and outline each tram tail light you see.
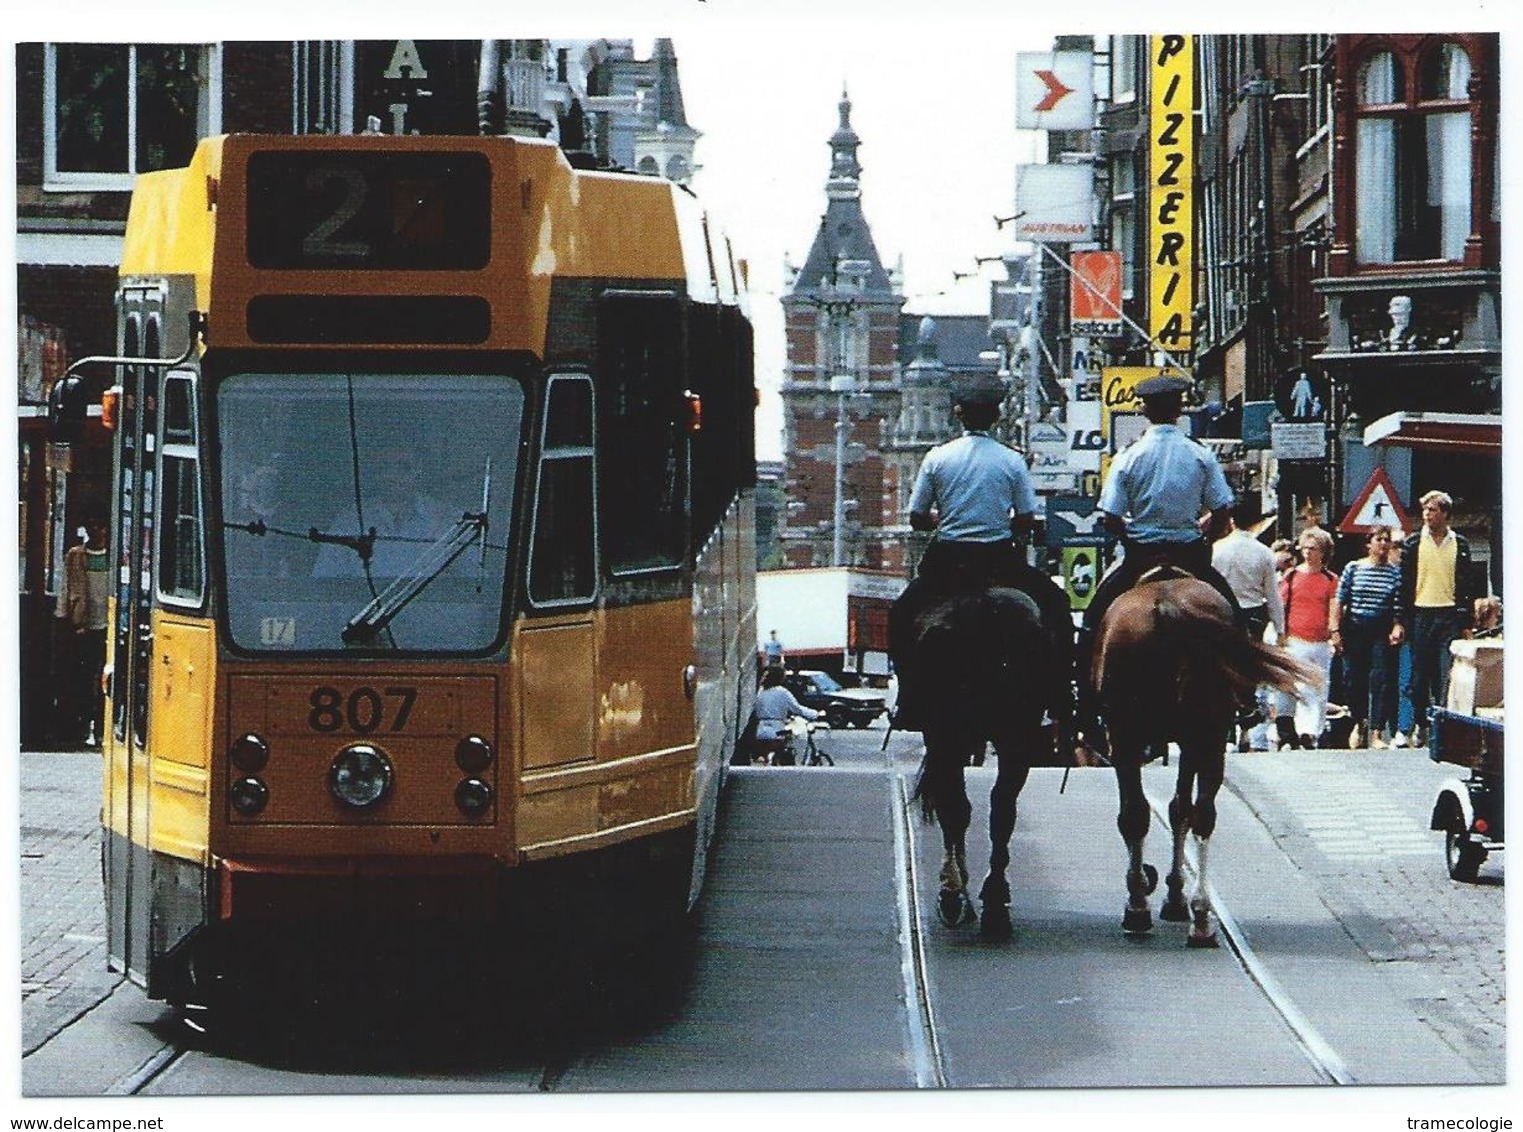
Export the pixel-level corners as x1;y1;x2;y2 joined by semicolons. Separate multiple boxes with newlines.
230;733;270;773
231;777;269;816
684;390;702;433
455;735;493;773
455;778;493;817
1474;818;1489;835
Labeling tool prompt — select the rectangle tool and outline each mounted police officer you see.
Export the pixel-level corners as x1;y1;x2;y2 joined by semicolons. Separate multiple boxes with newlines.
1075;373;1244;755
889;375;1075;748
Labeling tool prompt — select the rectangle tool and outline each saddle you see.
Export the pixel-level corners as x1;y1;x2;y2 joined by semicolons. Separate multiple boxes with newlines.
1133;562;1195;587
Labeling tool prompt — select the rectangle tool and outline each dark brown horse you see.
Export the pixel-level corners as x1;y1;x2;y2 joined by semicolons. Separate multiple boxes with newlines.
907;584;1055;939
1093;568;1313;946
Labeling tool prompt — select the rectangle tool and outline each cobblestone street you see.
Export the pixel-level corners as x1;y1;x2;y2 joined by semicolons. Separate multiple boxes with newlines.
20;751;122;1054
1225;752;1506;1080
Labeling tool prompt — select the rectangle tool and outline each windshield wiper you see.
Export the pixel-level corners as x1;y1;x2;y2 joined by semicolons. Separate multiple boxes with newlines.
308;525;377;564
341;511;487;644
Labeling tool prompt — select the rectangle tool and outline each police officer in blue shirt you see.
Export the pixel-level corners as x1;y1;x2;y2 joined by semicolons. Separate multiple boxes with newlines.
889;377;1074;743
1075;373;1243;753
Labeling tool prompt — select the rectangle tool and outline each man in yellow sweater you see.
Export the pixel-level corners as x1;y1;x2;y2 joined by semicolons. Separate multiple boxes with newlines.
1391;491;1476;748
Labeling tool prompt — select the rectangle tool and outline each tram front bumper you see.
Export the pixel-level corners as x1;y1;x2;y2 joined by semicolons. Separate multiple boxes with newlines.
217;856;503;923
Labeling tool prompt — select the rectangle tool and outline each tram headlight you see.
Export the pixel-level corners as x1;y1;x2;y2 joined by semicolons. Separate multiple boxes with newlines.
230;733;270;773
230;777;269;816
455;777;493;817
454;735;493;773
329;745;393;809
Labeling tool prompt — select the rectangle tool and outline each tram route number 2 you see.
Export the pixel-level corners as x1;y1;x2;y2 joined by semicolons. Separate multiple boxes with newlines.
309;686;418;734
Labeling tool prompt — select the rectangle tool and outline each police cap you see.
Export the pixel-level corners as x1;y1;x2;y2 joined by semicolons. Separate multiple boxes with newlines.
1134;373;1193;399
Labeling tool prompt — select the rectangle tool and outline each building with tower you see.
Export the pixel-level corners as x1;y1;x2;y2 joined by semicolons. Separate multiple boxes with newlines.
777;90;906;571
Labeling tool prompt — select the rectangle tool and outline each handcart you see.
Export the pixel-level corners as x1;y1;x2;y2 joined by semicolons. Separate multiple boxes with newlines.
1428;706;1504;882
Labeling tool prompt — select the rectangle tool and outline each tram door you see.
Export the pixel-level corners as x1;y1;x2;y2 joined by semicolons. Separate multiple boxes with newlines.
104;284;165;979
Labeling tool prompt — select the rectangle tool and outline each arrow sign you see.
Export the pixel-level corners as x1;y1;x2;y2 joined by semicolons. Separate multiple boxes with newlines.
1016;51;1094;130
1034;70;1075;111
1338;467;1413;534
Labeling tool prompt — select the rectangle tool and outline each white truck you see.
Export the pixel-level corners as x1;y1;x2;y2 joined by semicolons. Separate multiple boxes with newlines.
756;567;907;680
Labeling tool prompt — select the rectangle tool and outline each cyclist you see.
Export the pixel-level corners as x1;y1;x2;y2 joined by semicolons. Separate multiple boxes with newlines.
753;665;821;765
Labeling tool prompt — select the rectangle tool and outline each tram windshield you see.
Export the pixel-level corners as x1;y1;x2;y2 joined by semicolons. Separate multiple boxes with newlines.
217;371;525;652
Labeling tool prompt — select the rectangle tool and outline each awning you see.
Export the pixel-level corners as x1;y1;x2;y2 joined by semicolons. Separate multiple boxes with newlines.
1362;412;1501;456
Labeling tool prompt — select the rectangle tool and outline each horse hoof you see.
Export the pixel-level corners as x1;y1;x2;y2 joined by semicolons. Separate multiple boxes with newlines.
1122;907;1153;934
939;891;975;928
1159;897;1190;923
980;905;1012;941
1187;931;1220;949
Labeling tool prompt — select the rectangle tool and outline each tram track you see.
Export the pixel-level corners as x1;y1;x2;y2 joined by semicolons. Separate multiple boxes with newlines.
890;773;949;1088
105;1043;185;1095
1140;780;1354;1085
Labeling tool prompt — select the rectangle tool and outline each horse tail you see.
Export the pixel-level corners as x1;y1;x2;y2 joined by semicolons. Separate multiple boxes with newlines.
1152;595;1316;696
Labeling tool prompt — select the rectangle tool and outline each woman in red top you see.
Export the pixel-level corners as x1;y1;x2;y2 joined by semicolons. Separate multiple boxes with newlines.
1272;526;1340;749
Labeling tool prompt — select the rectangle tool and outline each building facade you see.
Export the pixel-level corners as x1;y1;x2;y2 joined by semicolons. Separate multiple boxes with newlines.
1028;33;1499;572
778;91;907;572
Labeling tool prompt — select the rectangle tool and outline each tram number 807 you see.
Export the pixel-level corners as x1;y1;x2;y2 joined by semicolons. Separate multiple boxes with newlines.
308;686;418;734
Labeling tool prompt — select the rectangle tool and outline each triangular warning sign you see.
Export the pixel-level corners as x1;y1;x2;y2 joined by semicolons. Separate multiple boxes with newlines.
1338;467;1413;534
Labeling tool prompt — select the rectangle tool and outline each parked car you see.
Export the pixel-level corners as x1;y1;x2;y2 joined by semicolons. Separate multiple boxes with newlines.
784;670;886;728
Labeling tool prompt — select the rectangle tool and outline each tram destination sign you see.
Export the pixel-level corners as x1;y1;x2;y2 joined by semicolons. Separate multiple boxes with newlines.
246;150;492;270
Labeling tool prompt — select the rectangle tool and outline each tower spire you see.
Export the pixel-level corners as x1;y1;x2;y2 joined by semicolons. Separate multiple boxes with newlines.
827;83;862;198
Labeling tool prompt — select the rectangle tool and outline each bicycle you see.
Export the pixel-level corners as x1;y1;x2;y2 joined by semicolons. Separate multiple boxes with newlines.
753;718;833;766
786;717;833;767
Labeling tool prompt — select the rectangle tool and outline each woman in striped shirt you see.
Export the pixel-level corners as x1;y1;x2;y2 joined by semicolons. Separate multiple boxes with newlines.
1334;526;1402;747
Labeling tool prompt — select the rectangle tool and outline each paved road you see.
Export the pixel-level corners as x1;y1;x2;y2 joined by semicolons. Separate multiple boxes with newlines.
15;731;1506;1096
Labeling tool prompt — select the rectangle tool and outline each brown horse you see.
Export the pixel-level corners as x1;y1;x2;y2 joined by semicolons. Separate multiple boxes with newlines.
1093;568;1313;946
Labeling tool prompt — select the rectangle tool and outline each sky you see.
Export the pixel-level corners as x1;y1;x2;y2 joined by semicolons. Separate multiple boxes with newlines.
671;22;1052;459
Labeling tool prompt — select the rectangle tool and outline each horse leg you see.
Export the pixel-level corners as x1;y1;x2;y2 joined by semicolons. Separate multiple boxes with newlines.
977;732;1032;940
1184;741;1225;949
924;730;976;928
1114;758;1157;934
1160;763;1195;923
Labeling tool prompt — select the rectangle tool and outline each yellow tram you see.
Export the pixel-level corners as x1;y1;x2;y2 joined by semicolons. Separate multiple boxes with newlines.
70;133;758;1005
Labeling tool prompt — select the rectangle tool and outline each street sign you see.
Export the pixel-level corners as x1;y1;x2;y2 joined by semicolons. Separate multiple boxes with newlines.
1271;421;1326;461
1338;467;1413;534
1045;495;1107;548
1014;165;1094;243
1015;51;1094;130
1070;250;1123;337
1062;544;1103;610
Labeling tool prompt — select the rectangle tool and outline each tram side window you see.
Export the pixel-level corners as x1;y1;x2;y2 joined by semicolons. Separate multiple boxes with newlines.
157;371;205;603
529;375;596;606
597;293;687;574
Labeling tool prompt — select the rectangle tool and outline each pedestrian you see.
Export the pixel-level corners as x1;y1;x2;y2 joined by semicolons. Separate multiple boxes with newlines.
1212;502;1286;731
55;517;110;746
1272;525;1338;749
1271;538;1297;578
889;377;1074;744
1074;373;1242;756
1391;490;1476;748
762;629;786;670
752;665;819;764
1334;526;1402;747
